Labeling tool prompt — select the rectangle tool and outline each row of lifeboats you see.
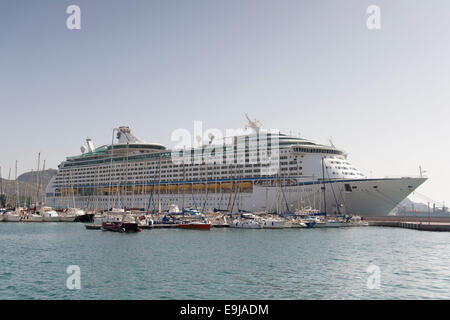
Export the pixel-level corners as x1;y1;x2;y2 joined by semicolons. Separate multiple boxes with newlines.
60;181;254;196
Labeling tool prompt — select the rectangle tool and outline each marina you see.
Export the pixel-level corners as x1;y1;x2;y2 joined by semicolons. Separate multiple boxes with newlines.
1;0;449;307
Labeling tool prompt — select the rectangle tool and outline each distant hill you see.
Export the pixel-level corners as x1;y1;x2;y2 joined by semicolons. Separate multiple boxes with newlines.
17;169;58;187
0;169;57;207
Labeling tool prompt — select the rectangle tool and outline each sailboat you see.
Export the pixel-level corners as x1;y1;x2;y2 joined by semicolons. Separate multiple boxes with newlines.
5;161;21;222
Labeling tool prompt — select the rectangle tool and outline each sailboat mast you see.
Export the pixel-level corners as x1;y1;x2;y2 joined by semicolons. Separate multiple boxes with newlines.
321;157;327;215
15;160;19;208
36;152;41;207
41;160;46;206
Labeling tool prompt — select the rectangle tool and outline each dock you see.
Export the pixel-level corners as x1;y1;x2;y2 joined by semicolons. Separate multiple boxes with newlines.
363;216;450;232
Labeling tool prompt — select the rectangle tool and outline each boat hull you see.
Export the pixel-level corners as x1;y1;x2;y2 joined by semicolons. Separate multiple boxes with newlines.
4;214;21;222
46;177;427;217
179;223;211;230
43;216;60;222
21;215;43;222
101;221;142;232
60;215;76;222
74;213;95;223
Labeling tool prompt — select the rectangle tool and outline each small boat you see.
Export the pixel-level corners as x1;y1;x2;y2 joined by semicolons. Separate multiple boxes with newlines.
101;216;142;232
230;219;263;229
40;208;60;222
102;221;126;232
59;208;88;222
4;210;21;222
179;222;211;230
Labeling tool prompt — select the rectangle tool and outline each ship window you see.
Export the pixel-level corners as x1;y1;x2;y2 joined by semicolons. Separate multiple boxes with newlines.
344;184;352;192
373;186;378;189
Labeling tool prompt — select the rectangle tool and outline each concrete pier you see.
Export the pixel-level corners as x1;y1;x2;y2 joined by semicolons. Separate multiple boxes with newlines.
363;216;450;232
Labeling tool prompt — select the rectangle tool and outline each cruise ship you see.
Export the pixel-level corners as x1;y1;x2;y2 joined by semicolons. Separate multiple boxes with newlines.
45;118;427;216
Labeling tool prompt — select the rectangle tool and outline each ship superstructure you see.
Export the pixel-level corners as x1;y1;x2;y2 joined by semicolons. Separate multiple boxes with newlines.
46;122;426;216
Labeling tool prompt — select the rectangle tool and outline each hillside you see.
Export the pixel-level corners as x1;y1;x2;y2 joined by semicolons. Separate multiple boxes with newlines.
0;169;57;207
17;169;58;187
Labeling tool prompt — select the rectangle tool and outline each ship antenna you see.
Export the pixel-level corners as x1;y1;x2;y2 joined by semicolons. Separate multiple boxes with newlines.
245;113;262;132
328;136;335;148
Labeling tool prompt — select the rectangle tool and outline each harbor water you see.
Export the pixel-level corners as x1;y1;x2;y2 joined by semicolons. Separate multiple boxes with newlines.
0;223;449;299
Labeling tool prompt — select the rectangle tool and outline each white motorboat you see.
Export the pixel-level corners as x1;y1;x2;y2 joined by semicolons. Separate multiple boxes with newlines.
39;207;60;222
285;220;307;228
59;208;85;222
229;218;263;229
4;211;21;222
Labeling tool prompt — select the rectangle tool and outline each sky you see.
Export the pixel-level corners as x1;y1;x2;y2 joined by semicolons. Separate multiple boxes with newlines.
0;0;449;206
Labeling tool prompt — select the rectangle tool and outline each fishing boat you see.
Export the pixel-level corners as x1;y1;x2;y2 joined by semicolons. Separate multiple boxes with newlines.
178;221;211;230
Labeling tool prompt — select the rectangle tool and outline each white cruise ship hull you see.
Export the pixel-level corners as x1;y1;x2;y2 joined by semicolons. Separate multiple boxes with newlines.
46;177;426;217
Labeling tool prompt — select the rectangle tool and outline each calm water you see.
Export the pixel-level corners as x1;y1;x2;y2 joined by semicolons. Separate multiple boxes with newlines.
0;223;449;300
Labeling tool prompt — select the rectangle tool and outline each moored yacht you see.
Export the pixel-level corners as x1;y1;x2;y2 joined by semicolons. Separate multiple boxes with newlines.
4;209;21;222
39;207;60;222
59;207;85;222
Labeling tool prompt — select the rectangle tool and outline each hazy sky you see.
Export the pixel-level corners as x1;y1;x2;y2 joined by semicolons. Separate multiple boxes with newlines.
1;0;449;205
